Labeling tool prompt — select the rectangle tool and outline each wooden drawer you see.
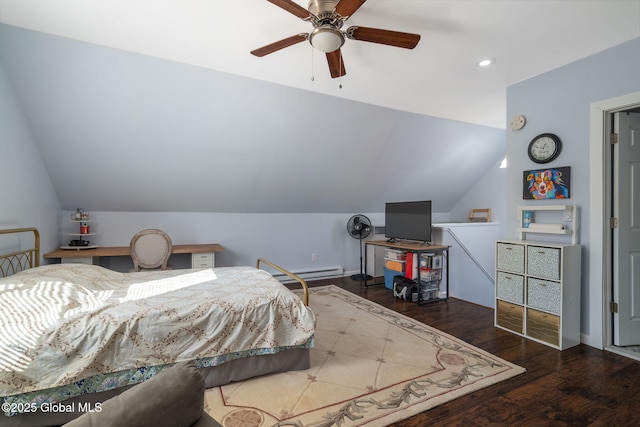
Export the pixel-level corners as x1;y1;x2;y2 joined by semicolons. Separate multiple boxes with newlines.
192;252;214;268
496;300;524;334
527;278;561;314
527;246;561;280
496;272;524;304
496;242;525;273
527;308;560;347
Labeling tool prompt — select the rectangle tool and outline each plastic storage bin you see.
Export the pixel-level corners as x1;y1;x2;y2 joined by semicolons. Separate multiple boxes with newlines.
419;267;441;282
383;268;397;289
384;259;406;272
385;249;407;260
421;288;439;301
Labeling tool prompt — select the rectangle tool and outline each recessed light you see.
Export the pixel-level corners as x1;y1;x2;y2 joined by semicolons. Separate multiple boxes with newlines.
476;58;496;68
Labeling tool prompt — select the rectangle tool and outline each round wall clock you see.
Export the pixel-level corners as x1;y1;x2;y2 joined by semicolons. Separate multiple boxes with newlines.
528;133;562;164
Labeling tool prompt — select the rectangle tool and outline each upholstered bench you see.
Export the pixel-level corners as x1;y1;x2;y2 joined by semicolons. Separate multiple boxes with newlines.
63;362;221;427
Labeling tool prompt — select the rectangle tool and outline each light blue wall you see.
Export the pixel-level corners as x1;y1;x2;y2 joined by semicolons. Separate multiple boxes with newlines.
0;23;505;216
0;22;506;276
0;63;61;259
506;36;640;347
450;156;506;228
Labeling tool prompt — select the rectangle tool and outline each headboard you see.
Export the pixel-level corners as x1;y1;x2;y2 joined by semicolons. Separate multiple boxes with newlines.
0;227;40;278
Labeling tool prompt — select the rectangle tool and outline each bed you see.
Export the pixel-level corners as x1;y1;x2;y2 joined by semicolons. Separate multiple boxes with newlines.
0;228;315;427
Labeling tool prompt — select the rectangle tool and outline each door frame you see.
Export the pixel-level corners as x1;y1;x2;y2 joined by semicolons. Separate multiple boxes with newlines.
590;91;640;351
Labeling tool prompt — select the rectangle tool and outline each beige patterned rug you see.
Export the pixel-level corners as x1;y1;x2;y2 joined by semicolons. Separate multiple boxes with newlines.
204;285;525;426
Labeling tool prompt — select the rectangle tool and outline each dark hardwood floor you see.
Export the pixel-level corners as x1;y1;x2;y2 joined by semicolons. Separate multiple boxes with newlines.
297;276;640;426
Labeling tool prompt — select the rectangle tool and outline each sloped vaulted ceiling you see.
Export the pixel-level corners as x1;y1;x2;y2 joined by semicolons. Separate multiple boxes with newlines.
1;1;638;214
0;23;505;213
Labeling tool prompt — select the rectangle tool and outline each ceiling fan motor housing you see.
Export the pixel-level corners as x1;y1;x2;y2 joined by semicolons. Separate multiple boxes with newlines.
251;0;420;78
307;0;345;52
308;0;341;23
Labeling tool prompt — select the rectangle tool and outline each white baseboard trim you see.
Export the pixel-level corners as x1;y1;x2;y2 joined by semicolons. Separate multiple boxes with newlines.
272;266;344;283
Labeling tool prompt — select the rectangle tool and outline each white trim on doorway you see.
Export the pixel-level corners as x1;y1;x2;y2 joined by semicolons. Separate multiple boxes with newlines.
589;91;640;356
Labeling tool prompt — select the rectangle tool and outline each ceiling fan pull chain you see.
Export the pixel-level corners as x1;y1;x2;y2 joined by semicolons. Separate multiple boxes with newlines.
339;53;343;89
310;46;315;82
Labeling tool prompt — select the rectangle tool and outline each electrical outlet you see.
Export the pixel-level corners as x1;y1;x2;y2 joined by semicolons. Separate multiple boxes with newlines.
311;253;318;262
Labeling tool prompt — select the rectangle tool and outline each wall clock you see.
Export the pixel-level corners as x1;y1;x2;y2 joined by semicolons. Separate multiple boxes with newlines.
528;133;562;164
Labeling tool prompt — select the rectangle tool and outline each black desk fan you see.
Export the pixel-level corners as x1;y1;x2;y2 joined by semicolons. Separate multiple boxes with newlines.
347;214;373;281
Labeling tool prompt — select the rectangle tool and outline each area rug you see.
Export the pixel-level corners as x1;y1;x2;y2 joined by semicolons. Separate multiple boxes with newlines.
204;285;525;427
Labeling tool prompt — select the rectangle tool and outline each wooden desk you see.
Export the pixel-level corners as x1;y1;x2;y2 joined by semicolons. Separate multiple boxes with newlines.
366;240;449;253
45;243;224;269
365;240;449;304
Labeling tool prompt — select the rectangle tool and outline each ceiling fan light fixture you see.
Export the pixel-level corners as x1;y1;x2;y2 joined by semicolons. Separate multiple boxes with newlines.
309;26;345;52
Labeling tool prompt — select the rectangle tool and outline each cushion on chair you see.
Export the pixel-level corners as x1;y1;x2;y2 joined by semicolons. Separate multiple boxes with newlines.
62;361;206;427
129;228;173;271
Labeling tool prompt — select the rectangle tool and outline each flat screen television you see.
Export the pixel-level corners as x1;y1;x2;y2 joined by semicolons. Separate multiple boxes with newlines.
385;200;432;242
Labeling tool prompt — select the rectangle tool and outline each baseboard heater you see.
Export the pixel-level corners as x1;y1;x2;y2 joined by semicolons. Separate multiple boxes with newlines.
271;266;344;283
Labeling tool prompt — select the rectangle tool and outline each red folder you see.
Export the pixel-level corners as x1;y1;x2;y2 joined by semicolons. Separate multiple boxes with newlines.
405;252;418;280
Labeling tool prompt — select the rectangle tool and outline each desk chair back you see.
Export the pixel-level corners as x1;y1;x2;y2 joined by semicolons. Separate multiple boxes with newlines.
130;229;172;271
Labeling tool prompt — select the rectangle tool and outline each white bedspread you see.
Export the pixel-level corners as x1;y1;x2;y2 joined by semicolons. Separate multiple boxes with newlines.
0;264;315;396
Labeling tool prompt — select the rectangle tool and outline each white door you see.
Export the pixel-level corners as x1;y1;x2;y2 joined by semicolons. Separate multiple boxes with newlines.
613;111;640;345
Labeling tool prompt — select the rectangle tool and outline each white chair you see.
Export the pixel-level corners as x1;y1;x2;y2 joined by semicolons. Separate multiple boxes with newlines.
129;229;172;271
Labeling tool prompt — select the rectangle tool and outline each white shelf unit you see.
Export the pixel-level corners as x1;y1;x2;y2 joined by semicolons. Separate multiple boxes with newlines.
495;239;581;350
517;205;578;244
60;219;98;251
495;204;581;350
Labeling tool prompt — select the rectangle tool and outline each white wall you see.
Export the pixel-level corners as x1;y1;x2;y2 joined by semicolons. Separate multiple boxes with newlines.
0;63;60;259
505;36;640;348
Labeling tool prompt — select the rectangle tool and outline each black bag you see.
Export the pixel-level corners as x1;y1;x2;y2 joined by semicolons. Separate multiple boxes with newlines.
393;275;418;302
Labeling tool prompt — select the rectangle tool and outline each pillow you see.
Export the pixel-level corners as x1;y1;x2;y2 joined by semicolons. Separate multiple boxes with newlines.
63;361;204;427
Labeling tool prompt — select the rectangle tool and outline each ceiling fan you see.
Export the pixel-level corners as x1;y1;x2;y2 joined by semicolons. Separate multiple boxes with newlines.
250;0;421;78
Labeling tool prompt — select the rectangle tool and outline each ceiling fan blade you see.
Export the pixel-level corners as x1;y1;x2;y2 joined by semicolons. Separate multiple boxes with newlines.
335;0;367;19
326;49;346;78
251;34;308;57
347;26;421;49
267;0;313;20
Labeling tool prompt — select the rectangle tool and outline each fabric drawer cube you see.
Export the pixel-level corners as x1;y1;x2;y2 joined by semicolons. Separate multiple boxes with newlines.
527;245;561;280
526;308;560;347
496;242;525;274
496;272;525;304
496;300;524;334
527;278;561;314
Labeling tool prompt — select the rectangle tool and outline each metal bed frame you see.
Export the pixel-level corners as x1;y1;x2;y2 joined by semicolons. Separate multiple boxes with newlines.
257;257;309;306
0;227;40;277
